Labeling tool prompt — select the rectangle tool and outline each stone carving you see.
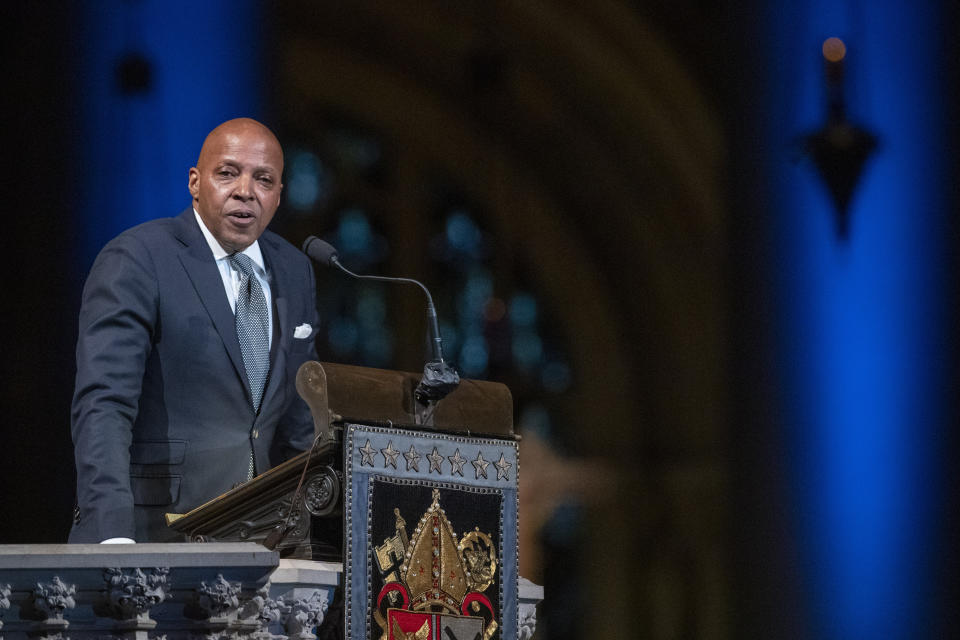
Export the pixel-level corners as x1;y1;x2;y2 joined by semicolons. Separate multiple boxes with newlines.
186;630;228;640
189;577;301;640
237;585;269;622
102;567;171;622
32;577;76;619
282;591;327;640
237;584;287;640
0;552;539;639
0;583;11;638
313;586;343;640
518;602;538;640
194;575;242;620
28;577;76;640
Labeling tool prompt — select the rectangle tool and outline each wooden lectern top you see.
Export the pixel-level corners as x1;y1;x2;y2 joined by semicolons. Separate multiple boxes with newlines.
316;361;514;436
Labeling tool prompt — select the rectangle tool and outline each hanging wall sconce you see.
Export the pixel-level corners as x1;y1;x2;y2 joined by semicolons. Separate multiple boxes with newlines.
803;37;878;240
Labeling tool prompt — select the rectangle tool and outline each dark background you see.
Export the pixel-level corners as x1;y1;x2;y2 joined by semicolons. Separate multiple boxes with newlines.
3;2;958;638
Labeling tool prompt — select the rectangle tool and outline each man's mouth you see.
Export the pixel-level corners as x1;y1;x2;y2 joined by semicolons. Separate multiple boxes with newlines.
227;210;256;222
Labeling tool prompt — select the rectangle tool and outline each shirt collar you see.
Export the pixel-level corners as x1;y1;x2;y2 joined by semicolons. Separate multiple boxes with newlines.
194;209;266;273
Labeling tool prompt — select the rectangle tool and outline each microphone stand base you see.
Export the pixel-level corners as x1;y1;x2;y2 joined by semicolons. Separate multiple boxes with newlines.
413;360;460;427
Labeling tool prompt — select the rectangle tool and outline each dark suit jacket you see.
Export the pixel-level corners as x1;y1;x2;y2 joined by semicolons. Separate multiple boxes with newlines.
69;208;319;543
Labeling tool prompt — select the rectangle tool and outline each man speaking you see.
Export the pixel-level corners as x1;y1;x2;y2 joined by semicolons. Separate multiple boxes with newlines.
69;118;319;543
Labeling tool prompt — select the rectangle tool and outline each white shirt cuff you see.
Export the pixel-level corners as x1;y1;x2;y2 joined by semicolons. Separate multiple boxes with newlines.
100;537;136;544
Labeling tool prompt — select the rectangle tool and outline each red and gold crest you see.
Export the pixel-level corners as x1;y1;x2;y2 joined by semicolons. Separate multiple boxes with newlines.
374;489;498;640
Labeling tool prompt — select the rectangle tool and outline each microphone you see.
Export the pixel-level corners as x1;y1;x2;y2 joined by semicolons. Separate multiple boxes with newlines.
302;236;460;410
302;235;340;268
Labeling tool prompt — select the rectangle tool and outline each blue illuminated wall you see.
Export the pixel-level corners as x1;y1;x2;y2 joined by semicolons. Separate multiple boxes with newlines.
760;2;949;637
74;0;265;268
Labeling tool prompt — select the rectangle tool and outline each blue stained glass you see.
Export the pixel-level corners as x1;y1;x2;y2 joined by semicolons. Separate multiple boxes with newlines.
328;317;360;355
509;293;538;328
337;209;373;255
458;270;493;324
512;331;544;370
286;150;329;211
356;288;387;327
360;329;393;366
459;334;489;377
439;320;460;358
429;199;572;433
329;129;382;172
445;210;483;257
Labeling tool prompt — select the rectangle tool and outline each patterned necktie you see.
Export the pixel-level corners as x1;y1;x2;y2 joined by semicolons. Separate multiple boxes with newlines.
230;252;270;411
230;253;269;480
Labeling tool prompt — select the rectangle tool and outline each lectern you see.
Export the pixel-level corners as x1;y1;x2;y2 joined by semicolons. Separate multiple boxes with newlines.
169;361;520;640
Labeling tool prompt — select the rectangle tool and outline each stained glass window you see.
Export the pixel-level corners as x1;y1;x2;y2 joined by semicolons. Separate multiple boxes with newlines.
276;119;572;443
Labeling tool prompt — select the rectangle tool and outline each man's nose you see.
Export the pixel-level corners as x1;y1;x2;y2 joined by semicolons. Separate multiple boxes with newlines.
233;174;254;200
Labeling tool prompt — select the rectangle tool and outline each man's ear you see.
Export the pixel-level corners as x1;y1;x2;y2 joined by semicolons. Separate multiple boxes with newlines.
187;167;200;200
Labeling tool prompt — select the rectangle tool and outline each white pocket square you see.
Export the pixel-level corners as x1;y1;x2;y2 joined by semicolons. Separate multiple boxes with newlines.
294;323;313;339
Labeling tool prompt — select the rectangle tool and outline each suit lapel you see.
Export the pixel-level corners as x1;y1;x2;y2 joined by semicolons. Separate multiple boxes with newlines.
173;209;251;399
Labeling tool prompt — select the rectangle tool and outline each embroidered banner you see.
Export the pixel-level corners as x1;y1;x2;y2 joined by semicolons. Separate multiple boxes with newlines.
344;423;518;640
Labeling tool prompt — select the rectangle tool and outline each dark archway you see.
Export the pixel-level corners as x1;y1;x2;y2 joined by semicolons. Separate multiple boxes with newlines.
269;2;729;636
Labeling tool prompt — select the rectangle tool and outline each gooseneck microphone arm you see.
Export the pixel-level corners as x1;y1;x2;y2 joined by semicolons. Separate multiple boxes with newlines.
302;235;459;420
333;260;444;363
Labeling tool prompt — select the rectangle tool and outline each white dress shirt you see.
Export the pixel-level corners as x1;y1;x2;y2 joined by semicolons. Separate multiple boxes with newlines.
194;209;273;349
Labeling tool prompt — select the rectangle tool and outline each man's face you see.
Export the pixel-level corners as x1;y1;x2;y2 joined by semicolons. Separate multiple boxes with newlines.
188;121;284;253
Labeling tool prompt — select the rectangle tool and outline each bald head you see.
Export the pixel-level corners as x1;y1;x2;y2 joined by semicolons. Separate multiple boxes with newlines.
188;118;284;253
196;118;283;170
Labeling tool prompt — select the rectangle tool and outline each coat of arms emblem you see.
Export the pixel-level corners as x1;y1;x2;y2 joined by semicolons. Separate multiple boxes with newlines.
373;489;497;639
344;423;518;640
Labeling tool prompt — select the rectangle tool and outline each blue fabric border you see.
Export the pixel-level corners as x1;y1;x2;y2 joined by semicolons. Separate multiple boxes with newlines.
344;423;518;640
